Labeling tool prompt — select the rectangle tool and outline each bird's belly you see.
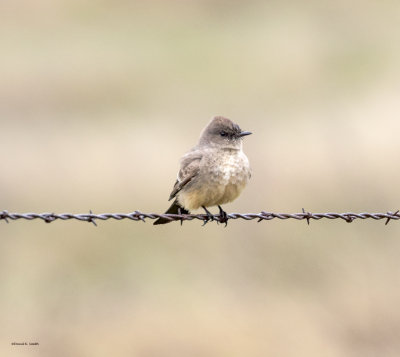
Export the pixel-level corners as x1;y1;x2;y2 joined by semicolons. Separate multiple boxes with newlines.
178;152;250;210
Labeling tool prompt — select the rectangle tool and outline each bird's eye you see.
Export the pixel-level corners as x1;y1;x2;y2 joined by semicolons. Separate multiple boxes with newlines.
220;131;227;137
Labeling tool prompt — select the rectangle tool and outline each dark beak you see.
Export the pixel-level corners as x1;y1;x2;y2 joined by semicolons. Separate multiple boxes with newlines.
238;131;252;137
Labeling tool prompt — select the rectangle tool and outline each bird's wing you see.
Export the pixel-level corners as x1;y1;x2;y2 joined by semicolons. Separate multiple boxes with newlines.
168;150;202;201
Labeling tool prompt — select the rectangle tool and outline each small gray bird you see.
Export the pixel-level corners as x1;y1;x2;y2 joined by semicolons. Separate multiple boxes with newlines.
154;116;252;225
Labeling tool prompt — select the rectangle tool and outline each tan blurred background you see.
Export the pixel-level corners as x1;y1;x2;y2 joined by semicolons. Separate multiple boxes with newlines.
1;0;400;356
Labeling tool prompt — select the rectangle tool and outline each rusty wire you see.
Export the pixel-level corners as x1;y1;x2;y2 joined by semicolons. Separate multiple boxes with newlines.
0;209;399;226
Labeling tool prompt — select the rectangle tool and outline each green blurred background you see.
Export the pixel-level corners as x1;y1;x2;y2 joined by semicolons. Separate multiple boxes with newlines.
2;1;400;356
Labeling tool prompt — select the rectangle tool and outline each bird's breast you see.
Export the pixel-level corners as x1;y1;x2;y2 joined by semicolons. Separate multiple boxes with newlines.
177;149;251;210
207;150;251;185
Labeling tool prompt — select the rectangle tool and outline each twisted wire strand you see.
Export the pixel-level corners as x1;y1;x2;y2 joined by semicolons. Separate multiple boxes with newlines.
0;210;399;225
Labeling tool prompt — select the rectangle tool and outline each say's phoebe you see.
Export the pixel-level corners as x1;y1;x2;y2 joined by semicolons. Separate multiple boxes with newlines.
154;116;252;225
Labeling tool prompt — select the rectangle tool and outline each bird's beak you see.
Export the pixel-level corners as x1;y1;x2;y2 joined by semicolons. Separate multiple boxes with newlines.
238;131;252;137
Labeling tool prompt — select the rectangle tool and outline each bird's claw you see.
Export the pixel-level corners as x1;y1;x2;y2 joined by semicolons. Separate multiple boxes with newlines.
218;205;229;227
178;207;184;226
201;206;214;226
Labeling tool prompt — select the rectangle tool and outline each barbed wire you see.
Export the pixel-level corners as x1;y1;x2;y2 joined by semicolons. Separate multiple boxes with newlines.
0;209;399;226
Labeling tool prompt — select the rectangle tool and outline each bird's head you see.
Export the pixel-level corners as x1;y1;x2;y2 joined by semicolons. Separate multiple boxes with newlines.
199;116;252;149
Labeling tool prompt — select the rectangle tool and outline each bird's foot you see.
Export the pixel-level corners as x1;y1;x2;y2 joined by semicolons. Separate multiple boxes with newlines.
201;206;214;226
218;205;229;227
178;207;184;226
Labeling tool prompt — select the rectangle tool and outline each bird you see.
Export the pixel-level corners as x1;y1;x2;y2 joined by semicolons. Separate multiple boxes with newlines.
154;116;252;225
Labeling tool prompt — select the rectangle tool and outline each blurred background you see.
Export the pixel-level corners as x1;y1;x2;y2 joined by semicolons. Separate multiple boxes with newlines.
1;0;400;356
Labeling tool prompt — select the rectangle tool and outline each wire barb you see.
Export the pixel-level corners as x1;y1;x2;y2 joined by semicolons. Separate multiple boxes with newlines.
385;210;399;225
0;210;399;225
87;210;97;226
302;208;311;225
1;210;9;223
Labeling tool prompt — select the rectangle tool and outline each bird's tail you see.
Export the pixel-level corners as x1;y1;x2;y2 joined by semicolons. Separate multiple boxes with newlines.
153;199;190;225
